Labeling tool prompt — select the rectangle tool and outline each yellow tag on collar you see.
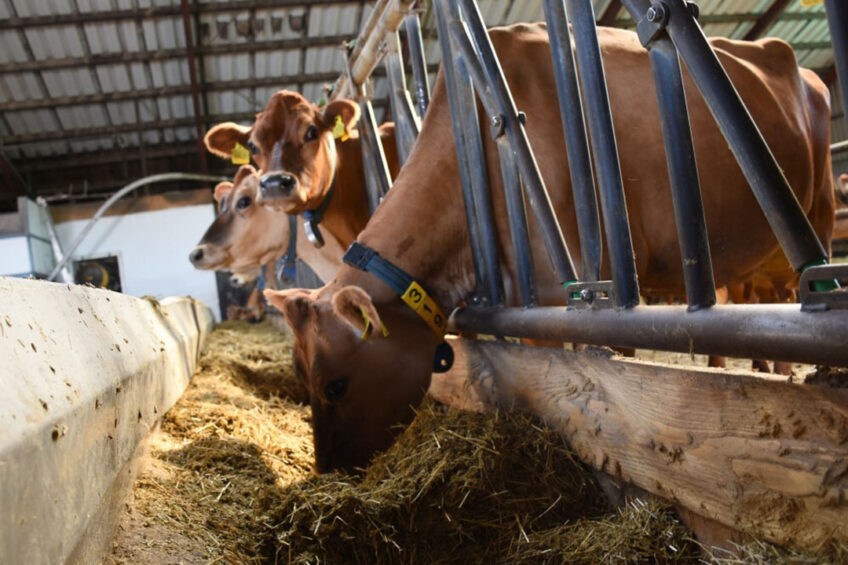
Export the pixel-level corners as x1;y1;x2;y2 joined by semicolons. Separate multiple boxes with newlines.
401;281;448;338
360;307;389;339
332;115;349;141
231;142;250;165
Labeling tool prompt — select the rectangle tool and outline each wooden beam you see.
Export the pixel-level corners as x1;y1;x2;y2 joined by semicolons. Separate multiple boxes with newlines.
430;338;848;553
744;0;791;41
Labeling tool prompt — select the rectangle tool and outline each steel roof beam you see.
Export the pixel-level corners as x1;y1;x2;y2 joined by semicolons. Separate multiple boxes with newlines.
0;33;363;73
181;0;208;173
17;143;202;173
743;0;791;41
0;0;363;31
0;65;438;112
4;99;391;146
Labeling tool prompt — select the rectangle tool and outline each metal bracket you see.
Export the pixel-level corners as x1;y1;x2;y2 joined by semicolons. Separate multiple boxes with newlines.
566;280;617;310
799;264;848;311
489;112;526;139
637;2;669;48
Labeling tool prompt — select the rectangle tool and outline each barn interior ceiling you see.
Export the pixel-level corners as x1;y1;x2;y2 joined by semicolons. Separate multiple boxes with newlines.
0;0;839;210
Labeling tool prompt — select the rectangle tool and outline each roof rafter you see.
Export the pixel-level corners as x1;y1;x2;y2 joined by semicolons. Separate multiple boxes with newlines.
4;99;391;146
0;0;362;31
0;65;439;112
743;0;791;41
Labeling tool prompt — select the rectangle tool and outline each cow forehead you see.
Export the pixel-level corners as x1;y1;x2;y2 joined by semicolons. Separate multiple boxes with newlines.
253;100;316;146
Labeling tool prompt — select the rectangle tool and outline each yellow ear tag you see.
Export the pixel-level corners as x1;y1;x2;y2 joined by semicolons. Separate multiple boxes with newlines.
332;115;349;142
231;142;250;165
359;307;389;340
799;0;822;5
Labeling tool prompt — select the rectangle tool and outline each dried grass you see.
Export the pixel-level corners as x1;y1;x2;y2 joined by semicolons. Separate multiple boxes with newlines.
112;320;842;564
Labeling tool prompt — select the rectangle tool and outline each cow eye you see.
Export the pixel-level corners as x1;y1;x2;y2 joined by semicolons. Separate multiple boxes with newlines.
235;196;251;210
324;377;348;402
304;125;319;142
247;140;259;155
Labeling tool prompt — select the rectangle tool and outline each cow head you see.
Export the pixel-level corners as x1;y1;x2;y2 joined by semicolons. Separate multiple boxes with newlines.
205;90;361;214
189;164;289;271
265;285;438;473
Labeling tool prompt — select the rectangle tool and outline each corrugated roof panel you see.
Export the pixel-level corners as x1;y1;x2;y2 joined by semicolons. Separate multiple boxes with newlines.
206;89;253;116
106;101;138;125
136;98;158;121
797;49;833;70
304;46;343;74
126;63;149;90
155;94;191;121
6;109;59;135
25;27;87;59
0;31;27;64
57;104;108;129
40;68;98;97
505;1;544;23
11;0;72;18
0;73;44;103
206;53;252;82
175;126;194;142
703;22;744;37
96;65;134;92
255;50;301;80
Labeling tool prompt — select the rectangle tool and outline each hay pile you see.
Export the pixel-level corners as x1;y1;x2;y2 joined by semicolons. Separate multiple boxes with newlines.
108;320;313;563
110;320;840;564
267;401;699;564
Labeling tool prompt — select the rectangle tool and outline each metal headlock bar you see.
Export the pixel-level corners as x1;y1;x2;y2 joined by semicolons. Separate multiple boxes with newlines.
332;0;848;367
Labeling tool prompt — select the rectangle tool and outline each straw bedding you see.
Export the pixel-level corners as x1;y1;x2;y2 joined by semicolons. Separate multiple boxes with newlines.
108;320;843;564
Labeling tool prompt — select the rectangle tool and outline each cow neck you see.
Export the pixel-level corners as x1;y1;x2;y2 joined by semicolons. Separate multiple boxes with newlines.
300;135;338;248
335;179;474;316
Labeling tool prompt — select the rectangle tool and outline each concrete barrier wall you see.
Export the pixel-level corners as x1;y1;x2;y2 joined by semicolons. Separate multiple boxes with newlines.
0;277;213;565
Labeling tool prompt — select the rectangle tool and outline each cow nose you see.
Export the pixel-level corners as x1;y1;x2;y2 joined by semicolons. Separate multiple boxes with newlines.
189;247;204;265
259;173;296;198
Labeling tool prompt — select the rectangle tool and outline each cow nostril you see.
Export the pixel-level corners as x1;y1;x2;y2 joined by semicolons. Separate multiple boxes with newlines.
260;173;295;196
189;247;204;264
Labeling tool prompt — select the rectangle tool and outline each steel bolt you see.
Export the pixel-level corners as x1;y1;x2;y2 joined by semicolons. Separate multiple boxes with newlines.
646;3;666;23
490;115;502;128
580;288;594;303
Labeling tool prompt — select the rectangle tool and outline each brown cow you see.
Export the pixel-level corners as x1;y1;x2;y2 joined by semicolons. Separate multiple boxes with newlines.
266;24;834;473
189;164;343;283
204;92;400;256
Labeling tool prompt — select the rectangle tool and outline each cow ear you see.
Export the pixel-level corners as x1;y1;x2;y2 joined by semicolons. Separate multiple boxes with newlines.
213;181;234;203
205;122;251;159
321;99;361;131
331;285;383;339
264;289;314;332
232;164;257;188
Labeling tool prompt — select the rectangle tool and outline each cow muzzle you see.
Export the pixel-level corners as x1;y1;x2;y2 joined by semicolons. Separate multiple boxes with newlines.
189;245;206;266
259;173;296;201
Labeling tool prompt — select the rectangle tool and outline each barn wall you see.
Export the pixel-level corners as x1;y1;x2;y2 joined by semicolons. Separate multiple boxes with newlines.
53;203;222;321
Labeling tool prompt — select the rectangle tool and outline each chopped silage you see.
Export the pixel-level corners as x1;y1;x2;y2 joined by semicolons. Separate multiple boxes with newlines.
108;320;843;564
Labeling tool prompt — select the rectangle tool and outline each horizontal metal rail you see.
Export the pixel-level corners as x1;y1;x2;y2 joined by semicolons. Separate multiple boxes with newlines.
450;304;848;367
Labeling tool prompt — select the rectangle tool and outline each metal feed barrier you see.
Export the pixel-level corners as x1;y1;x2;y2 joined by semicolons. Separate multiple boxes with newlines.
335;0;848;367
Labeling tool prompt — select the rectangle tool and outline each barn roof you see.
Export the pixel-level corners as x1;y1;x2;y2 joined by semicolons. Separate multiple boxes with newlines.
0;0;840;207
